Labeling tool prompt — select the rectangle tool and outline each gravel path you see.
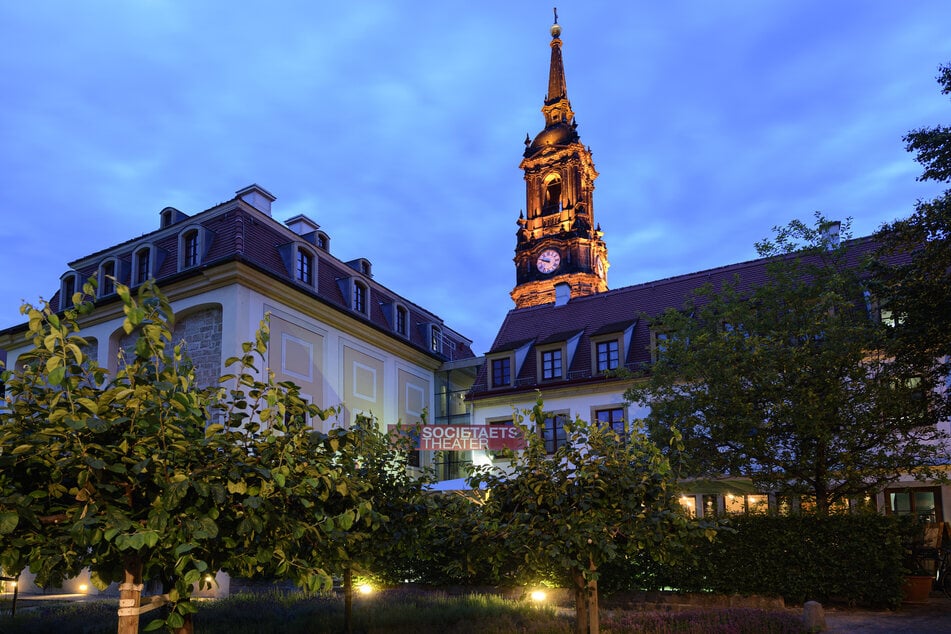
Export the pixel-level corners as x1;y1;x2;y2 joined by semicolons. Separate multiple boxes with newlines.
822;595;951;633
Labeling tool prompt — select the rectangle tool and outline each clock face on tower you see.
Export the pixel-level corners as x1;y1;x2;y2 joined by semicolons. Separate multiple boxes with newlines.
536;249;561;274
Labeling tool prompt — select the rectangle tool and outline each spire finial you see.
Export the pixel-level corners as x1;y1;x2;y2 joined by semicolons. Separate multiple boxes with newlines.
551;8;561;38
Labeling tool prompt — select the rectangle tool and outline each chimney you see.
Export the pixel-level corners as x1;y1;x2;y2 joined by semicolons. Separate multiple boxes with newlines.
236;184;276;216
821;220;841;250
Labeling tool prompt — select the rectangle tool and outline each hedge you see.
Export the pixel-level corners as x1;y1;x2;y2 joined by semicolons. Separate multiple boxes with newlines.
600;513;909;608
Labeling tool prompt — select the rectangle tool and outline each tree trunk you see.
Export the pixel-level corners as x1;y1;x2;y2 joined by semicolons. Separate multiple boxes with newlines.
118;553;144;634
572;571;599;634
344;567;353;634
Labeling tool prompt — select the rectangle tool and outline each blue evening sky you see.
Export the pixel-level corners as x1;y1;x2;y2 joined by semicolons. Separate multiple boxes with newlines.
1;1;949;354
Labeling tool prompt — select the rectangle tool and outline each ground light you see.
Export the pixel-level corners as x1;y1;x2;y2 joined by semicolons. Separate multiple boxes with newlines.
78;583;88;592
358;583;373;595
529;589;547;603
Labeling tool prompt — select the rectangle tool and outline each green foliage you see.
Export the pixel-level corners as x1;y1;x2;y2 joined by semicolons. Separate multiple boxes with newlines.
469;398;715;632
601;513;907;609
626;215;948;513
873;62;951;421
0;280;381;631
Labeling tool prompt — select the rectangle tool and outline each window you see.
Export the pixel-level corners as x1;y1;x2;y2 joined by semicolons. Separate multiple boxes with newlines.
134;247;151;284
652;330;682;362
491;357;511;388
296;249;314;285
886;487;942;522
182;230;199;268
540;413;568;453
61;275;77;308
541;349;563;380
679;495;697;518
725;493;770;516
395;305;408;336
99;260;116;296
596;340;620;372
430;325;442;353
543;174;562;216
595;407;625;436
353;281;368;314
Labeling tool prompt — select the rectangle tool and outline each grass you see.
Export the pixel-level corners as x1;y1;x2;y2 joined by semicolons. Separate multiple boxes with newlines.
0;589;805;633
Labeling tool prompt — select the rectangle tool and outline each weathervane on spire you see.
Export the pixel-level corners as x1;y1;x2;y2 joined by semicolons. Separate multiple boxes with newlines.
553;7;558;24
551;7;561;37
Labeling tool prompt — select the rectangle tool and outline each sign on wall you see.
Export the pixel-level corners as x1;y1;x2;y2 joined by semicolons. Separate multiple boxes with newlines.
388;424;526;451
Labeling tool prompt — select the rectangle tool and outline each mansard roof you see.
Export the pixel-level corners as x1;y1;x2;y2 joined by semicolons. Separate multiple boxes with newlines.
15;187;473;362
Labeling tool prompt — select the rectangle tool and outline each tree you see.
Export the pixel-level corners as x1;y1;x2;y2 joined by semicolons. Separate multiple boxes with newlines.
469;399;711;634
0;280;376;633
322;414;434;634
873;63;951;420
626;216;948;514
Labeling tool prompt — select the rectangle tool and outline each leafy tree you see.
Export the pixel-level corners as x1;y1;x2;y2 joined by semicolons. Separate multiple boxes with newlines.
0;280;376;633
469;399;711;634
873;63;951;420
626;216;948;514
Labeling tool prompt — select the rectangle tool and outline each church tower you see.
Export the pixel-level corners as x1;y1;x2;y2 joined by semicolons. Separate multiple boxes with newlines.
511;13;609;309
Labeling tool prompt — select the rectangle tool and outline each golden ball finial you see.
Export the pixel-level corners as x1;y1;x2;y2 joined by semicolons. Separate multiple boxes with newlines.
550;23;561;38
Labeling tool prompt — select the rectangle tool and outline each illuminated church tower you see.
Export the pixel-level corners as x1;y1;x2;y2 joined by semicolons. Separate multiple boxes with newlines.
511;13;609;309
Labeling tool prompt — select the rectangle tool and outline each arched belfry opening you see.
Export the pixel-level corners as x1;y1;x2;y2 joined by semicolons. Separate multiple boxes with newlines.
543;174;562;216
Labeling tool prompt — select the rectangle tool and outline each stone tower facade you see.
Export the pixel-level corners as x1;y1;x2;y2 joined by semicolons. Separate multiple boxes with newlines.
511;16;609;309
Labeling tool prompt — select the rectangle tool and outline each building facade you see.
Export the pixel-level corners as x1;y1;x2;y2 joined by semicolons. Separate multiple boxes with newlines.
468;17;951;523
0;184;475;594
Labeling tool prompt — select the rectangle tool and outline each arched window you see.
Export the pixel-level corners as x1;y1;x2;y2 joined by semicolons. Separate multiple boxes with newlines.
99;259;117;296
182;230;199;268
296;248;315;286
134;247;151;285
353;280;369;315
395;305;409;337
60;273;79;309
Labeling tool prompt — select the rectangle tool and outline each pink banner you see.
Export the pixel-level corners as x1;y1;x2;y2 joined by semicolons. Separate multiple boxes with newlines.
388;424;526;451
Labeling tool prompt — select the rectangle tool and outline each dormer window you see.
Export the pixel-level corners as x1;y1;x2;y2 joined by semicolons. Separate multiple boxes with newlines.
98;260;117;297
395;305;408;337
134;247;151;285
491;356;512;388
182;230;199;268
353;280;369;315
60;273;79;309
296;248;314;285
596;339;620;372
316;232;329;251
541;348;563;380
431;325;442;353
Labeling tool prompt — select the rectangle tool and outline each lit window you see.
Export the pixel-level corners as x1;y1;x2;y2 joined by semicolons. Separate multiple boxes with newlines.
541;349;562;380
595;407;625;436
540;414;568;453
395;306;408;336
182;230;199;268
596;340;619;372
296;249;314;285
135;247;151;284
431;326;442;353
354;281;368;314
491;358;511;388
